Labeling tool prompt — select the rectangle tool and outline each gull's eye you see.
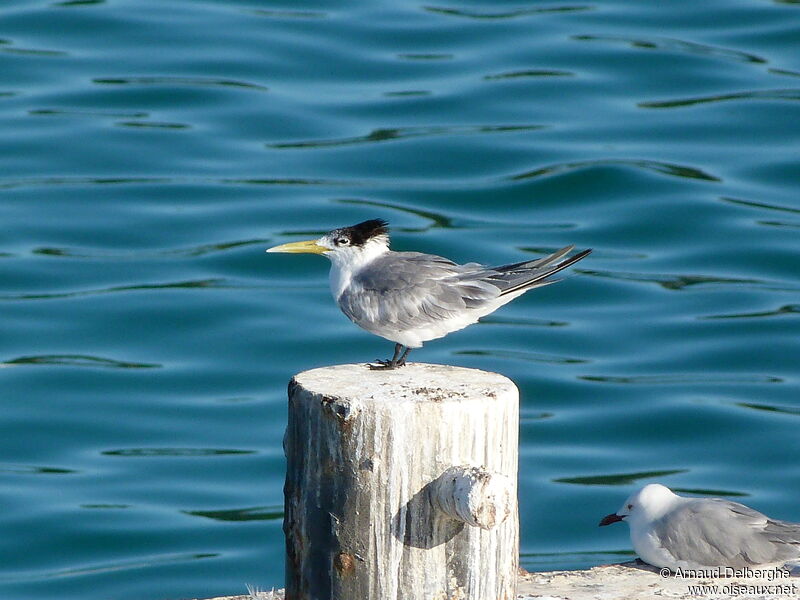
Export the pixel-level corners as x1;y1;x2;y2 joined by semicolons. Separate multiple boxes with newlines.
335;237;350;246
627;504;633;510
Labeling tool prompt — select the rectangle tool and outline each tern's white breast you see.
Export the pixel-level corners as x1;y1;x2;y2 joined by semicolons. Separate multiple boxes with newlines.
328;239;389;302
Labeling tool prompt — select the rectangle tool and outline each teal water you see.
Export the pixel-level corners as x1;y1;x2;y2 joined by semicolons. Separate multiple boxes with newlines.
2;0;799;598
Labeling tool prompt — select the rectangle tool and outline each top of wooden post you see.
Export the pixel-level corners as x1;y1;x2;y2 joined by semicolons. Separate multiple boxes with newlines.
292;363;517;405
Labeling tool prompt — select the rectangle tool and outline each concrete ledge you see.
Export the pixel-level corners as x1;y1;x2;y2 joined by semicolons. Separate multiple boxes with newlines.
518;561;799;599
201;561;800;600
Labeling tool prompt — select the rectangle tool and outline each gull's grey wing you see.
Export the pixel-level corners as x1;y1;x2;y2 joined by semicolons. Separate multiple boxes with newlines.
762;515;800;556
654;499;800;567
338;251;502;331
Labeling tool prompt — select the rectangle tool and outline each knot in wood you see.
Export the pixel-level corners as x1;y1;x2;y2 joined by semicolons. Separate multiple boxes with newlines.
430;465;512;530
333;551;356;577
321;395;357;422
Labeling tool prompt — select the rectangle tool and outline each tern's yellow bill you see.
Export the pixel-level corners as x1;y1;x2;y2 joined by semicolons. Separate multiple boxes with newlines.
266;239;328;254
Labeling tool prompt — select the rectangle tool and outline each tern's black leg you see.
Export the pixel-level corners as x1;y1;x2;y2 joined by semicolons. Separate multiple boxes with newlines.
396;346;412;367
369;343;409;370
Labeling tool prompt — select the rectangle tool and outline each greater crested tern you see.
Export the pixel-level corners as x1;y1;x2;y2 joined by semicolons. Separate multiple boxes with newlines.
267;219;591;369
600;483;800;569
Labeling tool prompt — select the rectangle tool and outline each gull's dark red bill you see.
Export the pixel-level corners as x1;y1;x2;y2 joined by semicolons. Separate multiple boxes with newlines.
599;513;624;526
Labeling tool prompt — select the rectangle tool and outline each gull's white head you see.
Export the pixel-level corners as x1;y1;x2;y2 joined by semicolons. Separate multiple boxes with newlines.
600;483;680;528
266;219;390;270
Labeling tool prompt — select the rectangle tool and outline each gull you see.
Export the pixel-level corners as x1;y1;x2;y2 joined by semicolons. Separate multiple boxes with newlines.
599;483;800;570
267;219;590;369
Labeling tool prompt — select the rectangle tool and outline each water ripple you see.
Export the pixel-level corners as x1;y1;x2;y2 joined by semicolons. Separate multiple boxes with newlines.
115;121;190;130
522;549;636;560
521;411;554;423
53;0;106;6
383;90;432;97
92;76;268;91
554;469;687;486
737;402;800;417
481;315;568;328
1;354;160;369
0;279;224;301
456;349;587;364
184;505;283;522
34;238;268;259
572;34;767;64
769;67;800;78
701;304;799;320
758;220;800;229
0;39;67;57
0;176;350;190
30;108;150;118
580;374;783;385
250;8;327;19
102;448;256;457
720;196;800;215
424;5;592;19
0;463;75;475
508;158;720;182
0;176;170;190
268;124;542;149
338;198;454;229
396;53;454;61
640;88;800;109
338;198;573;231
0;552;217;583
221;177;346;186
484;69;574;80
580;268;783;291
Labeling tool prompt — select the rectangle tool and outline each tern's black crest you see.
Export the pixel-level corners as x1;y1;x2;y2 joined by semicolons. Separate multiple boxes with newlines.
340;219;389;247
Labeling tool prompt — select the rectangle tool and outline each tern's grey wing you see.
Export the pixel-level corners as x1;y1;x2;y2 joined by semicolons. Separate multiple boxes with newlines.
339;252;502;331
654;499;799;567
492;245;575;273
486;246;591;295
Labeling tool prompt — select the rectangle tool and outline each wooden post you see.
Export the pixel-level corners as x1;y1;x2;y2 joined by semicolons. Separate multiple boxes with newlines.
283;363;519;600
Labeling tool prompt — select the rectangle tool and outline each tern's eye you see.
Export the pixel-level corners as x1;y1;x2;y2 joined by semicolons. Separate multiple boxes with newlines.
334;237;350;246
627;504;633;510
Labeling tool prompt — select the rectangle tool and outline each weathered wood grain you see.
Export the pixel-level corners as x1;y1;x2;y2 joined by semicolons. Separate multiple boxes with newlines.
283;363;519;600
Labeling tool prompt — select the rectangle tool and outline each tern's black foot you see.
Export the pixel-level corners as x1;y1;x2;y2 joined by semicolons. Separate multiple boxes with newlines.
367;343;412;370
368;359;405;370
